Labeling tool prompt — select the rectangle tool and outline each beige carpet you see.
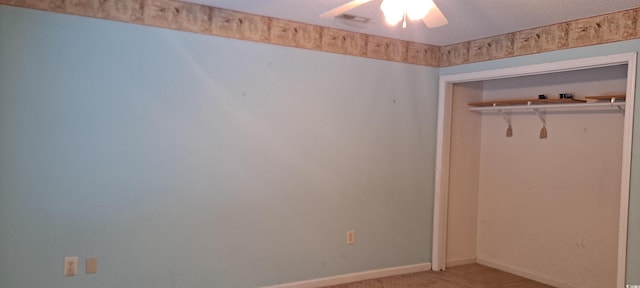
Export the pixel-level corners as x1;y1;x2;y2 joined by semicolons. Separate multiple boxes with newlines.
323;264;554;288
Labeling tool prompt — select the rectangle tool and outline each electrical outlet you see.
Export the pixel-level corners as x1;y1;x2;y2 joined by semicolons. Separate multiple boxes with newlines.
346;230;355;245
64;257;78;277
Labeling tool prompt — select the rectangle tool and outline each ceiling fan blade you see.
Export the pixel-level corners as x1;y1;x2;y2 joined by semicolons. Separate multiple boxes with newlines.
320;0;374;18
422;2;448;28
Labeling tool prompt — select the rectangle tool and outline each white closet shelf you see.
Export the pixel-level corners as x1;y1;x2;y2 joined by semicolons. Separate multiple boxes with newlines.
468;95;625;112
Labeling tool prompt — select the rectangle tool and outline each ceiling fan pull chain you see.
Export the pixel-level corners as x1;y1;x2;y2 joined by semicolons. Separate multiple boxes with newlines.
403;12;407;28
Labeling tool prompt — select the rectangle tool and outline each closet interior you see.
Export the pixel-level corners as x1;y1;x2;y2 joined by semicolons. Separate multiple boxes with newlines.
445;64;628;288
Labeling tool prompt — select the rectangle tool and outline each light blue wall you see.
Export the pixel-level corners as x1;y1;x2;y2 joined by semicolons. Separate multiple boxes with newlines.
0;5;439;288
441;41;640;285
3;3;638;287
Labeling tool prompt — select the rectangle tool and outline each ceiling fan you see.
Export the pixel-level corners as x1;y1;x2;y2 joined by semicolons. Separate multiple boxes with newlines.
320;0;448;29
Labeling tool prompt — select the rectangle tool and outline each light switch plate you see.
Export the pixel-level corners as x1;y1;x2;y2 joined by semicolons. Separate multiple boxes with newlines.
64;257;78;276
86;257;97;274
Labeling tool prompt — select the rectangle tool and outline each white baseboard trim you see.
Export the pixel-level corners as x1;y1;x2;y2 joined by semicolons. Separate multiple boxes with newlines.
446;257;476;267
262;263;432;288
477;258;580;288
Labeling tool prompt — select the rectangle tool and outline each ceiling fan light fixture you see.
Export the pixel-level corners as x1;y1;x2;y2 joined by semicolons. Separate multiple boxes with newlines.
380;0;404;25
321;0;447;29
384;12;403;25
380;0;434;26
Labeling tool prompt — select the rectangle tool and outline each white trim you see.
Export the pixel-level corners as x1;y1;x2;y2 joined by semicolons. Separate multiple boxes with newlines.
432;52;636;288
432;79;453;271
618;53;636;288
262;263;432;288
438;52;636;83
477;258;581;288
445;257;477;267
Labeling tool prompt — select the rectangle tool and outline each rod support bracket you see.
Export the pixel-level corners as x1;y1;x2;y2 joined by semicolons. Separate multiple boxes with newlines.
497;109;511;125
533;108;546;126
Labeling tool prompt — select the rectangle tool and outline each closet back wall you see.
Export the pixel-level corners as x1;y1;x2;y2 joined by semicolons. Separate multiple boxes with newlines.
0;6;439;288
477;65;627;288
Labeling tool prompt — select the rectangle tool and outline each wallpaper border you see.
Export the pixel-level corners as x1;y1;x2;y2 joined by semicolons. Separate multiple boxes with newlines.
0;0;639;67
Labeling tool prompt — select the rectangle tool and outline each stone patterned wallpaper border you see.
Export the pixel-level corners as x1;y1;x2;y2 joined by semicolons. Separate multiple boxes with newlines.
441;8;640;66
0;0;440;67
0;0;639;67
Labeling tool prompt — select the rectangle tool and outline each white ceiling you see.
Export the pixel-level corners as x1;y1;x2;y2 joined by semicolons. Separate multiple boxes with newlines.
182;0;640;46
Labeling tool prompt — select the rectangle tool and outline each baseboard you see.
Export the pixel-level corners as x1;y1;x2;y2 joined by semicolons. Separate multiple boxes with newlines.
477;258;580;288
446;257;476;267
262;263;432;288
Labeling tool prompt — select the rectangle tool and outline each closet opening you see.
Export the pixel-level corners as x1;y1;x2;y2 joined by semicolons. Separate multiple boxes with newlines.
432;53;637;288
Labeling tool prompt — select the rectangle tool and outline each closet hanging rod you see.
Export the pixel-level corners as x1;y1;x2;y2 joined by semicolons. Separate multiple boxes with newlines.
469;101;625;112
